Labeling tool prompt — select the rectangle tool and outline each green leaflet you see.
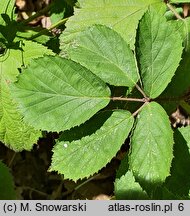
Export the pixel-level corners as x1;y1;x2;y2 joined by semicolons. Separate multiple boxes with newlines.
114;171;148;200
165;126;190;197
67;25;139;88
0;161;16;199
129;102;174;192
0;40;52;151
137;7;183;99
60;0;162;52
50;110;134;180
12;56;111;132
59;111;113;142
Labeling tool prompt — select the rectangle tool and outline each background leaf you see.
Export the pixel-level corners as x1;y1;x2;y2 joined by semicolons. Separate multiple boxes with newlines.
0;79;41;151
115;171;149;200
158;18;190;113
116;154;129;179
67;25;139;88
12;56;110;132
0;161;16;199
159;51;190;114
50;110;134;180
137;7;183;98
60;0;163;52
165;126;190;197
0;40;52;151
168;18;190;51
170;0;190;3
153;186;184;199
129;102;174;193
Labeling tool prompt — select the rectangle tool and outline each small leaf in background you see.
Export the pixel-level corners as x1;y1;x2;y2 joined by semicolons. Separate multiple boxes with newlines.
12;56;111;132
165;126;190;197
0;0;15;25
116;154;129;179
0;40;52;151
67;25;139;88
49;0;66;24
129;102;174;193
0;161;16;199
0;0;17;43
50;110;134;180
0;39;53;86
60;0;163;51
137;7;183;98
170;0;190;3
114;171;149;200
16;28;51;45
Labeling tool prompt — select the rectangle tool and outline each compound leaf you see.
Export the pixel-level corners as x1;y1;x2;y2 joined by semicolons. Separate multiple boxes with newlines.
50;110;134;180
115;171;149;200
129;102;174;192
137;7;183;98
67;25;139;88
60;0;163;52
12;56;110;132
0;161;16;199
0;40;51;151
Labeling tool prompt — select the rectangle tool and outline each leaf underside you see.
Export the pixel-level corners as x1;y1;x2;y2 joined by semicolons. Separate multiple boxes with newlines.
129;102;174;191
137;7;183;98
67;24;139;88
50;110;134;180
12;56;111;132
